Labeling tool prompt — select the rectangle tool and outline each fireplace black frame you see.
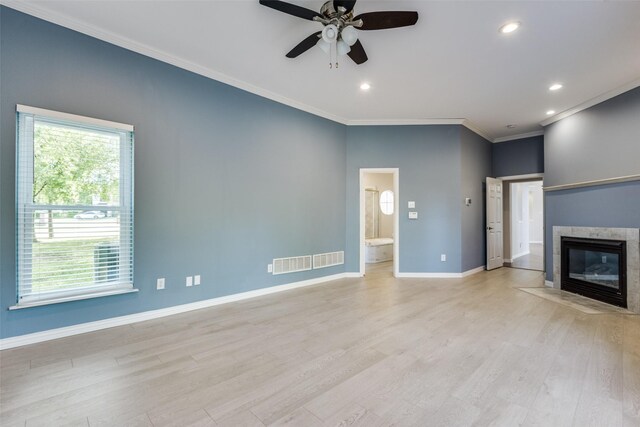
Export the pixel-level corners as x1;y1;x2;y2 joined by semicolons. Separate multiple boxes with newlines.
561;236;627;308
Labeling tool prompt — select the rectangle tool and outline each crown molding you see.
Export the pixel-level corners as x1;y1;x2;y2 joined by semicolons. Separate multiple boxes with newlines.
492;130;544;143
540;77;640;127
462;119;493;142
0;0;349;125
347;118;465;126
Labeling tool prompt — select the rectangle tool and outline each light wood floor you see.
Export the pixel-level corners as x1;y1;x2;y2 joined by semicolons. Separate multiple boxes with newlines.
506;243;544;271
2;267;640;426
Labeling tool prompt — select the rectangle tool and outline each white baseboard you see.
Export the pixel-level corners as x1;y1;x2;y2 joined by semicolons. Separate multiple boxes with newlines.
396;266;485;279
0;272;350;350
511;250;530;260
343;272;364;278
504;258;512;263
544;280;554;288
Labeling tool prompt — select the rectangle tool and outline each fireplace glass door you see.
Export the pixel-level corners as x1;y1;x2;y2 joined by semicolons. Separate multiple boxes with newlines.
561;237;626;308
568;248;620;289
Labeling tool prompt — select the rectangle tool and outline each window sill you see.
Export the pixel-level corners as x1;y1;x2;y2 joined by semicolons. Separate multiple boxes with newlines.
8;287;139;310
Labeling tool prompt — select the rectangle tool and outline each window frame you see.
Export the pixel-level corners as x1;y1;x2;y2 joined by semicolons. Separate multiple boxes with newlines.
379;190;394;216
12;105;136;309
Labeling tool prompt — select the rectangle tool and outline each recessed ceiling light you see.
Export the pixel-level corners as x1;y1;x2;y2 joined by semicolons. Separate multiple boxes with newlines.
546;110;556;115
499;21;520;34
360;82;371;91
549;83;563;91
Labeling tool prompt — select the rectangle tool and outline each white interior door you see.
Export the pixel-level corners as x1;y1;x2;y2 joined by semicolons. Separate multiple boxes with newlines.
486;177;504;270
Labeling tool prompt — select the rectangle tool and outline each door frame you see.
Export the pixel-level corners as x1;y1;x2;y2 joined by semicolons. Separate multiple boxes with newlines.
359;168;399;277
497;173;545;272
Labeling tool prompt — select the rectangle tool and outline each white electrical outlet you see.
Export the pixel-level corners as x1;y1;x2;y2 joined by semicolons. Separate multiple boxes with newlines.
186;276;193;287
194;275;201;286
267;264;273;273
157;278;165;290
441;254;446;262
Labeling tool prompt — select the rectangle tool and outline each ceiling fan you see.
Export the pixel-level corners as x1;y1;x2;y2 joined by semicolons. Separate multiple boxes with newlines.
259;0;419;65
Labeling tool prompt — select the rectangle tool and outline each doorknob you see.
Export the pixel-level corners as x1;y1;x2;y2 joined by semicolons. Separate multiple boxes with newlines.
486;226;493;230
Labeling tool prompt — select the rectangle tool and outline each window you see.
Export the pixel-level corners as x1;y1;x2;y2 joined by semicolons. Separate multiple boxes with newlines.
15;105;134;307
380;190;394;215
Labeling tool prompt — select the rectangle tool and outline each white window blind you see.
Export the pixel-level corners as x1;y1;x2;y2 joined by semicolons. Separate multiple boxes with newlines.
15;105;134;307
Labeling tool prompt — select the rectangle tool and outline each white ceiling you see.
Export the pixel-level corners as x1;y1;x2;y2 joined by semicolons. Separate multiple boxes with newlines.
5;0;640;140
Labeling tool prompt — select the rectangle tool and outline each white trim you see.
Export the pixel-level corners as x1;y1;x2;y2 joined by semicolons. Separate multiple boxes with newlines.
530;240;543;244
359;168;400;278
17;104;134;131
462;119;493;142
497;173;544;181
492;130;544;144
544;280;554;288
0;272;350;350
511;250;530;260
344;272;363;278
396;266;485;279
9;287;138;310
544;174;640;192
347;118;465;126
461;266;486;277
540;77;640;127
504;258;512;263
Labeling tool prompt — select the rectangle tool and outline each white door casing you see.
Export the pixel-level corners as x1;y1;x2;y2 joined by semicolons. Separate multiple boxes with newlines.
486;177;504;270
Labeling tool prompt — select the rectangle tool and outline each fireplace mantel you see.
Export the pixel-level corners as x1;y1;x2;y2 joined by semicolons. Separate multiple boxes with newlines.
553;226;640;313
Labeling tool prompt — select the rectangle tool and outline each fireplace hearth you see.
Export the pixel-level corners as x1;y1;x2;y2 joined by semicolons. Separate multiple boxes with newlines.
561;236;626;308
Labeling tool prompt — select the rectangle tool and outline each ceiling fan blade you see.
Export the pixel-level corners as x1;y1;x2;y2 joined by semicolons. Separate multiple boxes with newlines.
347;40;368;64
334;0;356;13
354;11;419;30
286;32;322;58
259;0;321;21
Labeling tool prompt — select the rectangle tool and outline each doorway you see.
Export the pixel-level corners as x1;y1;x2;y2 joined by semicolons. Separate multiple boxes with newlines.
505;179;544;271
360;169;399;277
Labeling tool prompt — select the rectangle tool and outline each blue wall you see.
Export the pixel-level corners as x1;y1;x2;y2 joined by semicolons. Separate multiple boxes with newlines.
345;125;491;274
460;127;493;271
543;87;640;280
492;135;544;178
0;8;347;338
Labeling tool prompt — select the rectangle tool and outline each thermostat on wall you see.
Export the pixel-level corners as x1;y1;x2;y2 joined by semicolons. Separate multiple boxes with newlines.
408;211;418;219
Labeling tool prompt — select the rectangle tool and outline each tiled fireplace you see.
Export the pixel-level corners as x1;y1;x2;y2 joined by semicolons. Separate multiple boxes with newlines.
553;227;640;313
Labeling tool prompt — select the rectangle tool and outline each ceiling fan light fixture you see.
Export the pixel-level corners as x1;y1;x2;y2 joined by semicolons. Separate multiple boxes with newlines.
316;38;331;54
337;40;351;56
322;24;338;43
341;25;358;46
360;82;371;91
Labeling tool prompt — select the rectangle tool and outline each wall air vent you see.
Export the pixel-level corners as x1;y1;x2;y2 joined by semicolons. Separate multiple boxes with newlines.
313;251;345;269
272;255;312;275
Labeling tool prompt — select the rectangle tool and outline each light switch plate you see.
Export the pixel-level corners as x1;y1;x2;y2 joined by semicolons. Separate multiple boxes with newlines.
408;211;418;219
194;275;201;286
408;201;415;209
157;278;165;290
186;276;193;287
